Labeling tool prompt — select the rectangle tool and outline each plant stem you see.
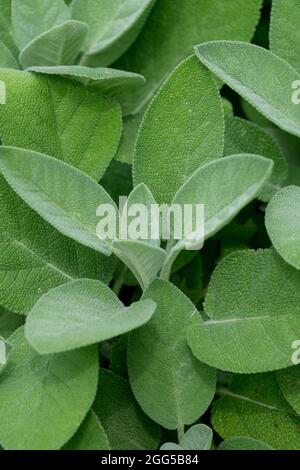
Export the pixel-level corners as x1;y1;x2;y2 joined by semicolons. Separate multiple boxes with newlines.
177;423;185;445
112;266;127;297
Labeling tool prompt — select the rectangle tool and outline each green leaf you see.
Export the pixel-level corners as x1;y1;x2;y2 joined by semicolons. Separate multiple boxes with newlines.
195;41;300;138
0;306;23;338
161;154;273;279
212;374;300;450
218;436;273;450
0;68;122;181
0;42;19;68
115;0;262;115
116;113;143;164
0;174;115;315
71;0;155;66
160;424;212;451
0;147;115;255
63;411;110;450
160;442;183;450
0;0;19;63
277;365;300;416
12;0;70;50
122;183;159;247
0;327;99;450
187;249;300;373
270;0;300;74
181;424;213;450
27;65;145;99
224;116;288;201
266;186;300;270
93;369;161;450
25;279;156;354
134;56;224;205
112;241;165;290
19;21;88;68
128;279;216;429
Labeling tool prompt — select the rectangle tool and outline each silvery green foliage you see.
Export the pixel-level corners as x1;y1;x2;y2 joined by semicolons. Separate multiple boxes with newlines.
1;0;300;451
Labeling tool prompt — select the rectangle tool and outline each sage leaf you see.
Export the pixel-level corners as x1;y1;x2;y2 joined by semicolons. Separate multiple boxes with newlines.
195;41;300;138
218;437;273;450
128;279;216;429
0;147;115;255
187;249;300;373
27;65;145;98
25;279;156;354
266;186;300;270
0;327;99;450
181;424;213;450
212;374;300;450
134;56;224;205
0;69;122;180
0;0;18;63
161;154;273;279
270;0;300;74
19;21;88;68
112;241;166;290
277;365;300;416
122;183;159;247
12;0;70;50
0;306;23;338
115;0;262;114
161;424;213;451
71;0;155;66
224;116;288;202
93;369;161;450
0;174;115;315
64;411;110;450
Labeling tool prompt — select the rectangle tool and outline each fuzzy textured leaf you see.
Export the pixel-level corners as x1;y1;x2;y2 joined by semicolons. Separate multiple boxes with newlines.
188;249;300;373
71;0;155;66
0;327;99;450
93;369;161;450
128;279;216;429
12;0;70;50
195;41;300;138
266;186;300;269
115;0;262;114
0;69;122;180
25;279;156;354
212;374;300;450
270;0;300;74
218;436;273;450
0;174;114;315
19;21;88;68
0;147;115;255
64;411;110;450
134;56;224;204
277;365;300;416
224;116;288;201
27;65;145;98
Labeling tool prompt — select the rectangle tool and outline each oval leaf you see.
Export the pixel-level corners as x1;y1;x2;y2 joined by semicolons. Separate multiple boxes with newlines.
0;147;115;255
93;369;161;450
0;327;99;450
128;279;216;429
72;0;155;66
266;186;300;269
188;249;300;373
134;55;224;205
63;411;110;450
25;279;156;354
212;374;300;450
0;68;122;181
195;41;300;138
19;20;88;68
